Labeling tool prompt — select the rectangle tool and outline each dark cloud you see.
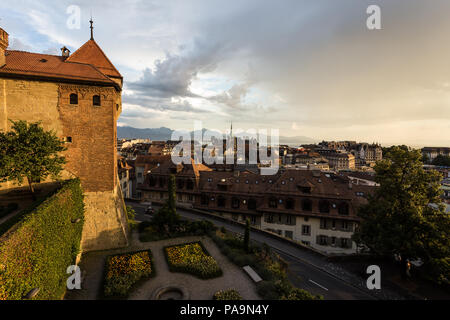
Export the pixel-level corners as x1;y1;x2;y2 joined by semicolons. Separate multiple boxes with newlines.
127;39;225;98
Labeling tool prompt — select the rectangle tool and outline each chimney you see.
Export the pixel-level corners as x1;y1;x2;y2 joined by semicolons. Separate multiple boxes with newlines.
0;28;9;68
60;46;71;59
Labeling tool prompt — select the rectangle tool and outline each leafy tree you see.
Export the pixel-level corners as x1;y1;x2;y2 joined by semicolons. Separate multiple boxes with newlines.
353;146;450;283
126;205;138;229
421;153;430;164
431;155;450;167
244;218;250;252
0;120;66;196
152;174;180;233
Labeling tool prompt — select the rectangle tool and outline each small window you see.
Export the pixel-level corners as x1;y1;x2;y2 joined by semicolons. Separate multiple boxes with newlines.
302;199;313;211
319;200;330;213
269;197;277;208
93;95;101;106
218;196;226;208
232;197;240;209
70;93;78;105
319;235;328;246
285;198;295;210
338;202;350;216
248;198;257;210
65;137;73;143
302;225;311;236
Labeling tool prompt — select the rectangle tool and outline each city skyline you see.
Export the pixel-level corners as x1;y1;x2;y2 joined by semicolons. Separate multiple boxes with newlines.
1;0;449;147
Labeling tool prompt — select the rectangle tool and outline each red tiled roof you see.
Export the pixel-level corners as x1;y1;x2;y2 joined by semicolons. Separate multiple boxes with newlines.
135;155;171;166
66;40;122;79
0;50;117;86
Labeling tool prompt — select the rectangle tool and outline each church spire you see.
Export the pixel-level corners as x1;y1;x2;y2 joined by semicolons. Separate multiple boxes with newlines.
230;122;233;139
90;17;94;40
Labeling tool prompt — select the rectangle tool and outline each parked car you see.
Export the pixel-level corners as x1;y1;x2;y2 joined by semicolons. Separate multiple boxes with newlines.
145;206;155;215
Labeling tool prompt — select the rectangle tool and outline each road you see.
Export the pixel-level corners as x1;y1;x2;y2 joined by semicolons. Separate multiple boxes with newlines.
129;202;375;300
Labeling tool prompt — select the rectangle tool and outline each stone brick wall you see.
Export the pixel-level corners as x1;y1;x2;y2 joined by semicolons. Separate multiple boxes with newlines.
58;84;118;192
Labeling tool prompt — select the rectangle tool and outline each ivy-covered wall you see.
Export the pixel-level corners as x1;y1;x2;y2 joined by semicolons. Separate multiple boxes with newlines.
0;179;84;300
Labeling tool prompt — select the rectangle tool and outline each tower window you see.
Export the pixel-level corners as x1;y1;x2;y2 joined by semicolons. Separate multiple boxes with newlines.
93;95;101;106
70;93;78;105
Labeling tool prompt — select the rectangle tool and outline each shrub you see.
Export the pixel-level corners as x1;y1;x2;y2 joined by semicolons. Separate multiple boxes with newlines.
0;179;84;300
164;242;222;279
138;221;152;233
281;288;323;300
126;206;138;230
104;250;154;298
213;289;242;300
256;281;279;300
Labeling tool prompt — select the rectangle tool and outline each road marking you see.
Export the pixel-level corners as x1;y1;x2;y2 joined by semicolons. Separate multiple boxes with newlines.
309;279;329;291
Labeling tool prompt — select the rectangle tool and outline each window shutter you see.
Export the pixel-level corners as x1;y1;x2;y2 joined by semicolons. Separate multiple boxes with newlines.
316;235;321;245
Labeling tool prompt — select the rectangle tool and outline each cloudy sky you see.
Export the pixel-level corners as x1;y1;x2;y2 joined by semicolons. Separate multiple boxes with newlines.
1;0;449;147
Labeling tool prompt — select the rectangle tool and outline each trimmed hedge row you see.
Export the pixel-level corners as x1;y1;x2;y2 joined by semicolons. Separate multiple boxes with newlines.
0;179;84;300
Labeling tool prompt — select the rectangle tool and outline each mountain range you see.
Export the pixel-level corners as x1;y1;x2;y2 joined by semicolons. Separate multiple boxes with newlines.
117;126;318;146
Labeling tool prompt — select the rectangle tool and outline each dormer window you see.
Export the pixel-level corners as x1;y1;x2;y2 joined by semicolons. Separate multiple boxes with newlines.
93;95;101;106
70;93;78;105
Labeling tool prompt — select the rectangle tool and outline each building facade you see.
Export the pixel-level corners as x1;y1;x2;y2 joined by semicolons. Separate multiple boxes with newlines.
139;159;374;254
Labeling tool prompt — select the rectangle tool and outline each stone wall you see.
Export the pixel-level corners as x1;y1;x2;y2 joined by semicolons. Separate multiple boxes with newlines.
81;185;129;252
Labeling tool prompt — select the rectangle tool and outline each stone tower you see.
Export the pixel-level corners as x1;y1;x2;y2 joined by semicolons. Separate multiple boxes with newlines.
0;24;129;252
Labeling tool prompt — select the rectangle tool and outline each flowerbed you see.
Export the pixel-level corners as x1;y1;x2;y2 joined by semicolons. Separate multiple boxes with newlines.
164;242;222;279
213;289;242;300
104;250;154;297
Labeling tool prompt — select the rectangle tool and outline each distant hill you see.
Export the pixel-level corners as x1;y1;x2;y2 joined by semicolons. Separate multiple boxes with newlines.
117;126;173;141
117;126;317;146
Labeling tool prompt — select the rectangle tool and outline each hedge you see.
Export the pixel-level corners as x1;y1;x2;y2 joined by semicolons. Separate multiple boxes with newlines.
0;179;84;300
213;289;242;300
103;250;155;298
164;241;223;279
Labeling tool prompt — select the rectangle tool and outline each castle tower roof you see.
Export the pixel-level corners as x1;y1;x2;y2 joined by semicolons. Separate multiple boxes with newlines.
66;39;122;79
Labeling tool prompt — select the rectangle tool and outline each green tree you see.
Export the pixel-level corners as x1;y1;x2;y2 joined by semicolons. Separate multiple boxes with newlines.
244;218;250;252
353;146;450;283
126;205;138;229
152;174;180;233
0;120;66;196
